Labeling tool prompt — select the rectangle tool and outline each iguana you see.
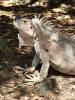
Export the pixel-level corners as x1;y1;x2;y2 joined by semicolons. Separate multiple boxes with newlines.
13;16;75;83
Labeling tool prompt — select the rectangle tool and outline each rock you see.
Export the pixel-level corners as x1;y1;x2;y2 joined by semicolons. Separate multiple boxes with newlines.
0;94;4;99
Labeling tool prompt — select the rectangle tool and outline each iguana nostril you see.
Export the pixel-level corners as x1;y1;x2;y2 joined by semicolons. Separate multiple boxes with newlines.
30;26;33;29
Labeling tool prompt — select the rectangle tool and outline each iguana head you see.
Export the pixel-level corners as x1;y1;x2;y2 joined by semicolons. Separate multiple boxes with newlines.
13;17;36;37
13;16;59;44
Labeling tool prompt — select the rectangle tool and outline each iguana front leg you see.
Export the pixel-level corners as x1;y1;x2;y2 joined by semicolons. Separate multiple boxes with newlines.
25;53;40;73
25;41;50;83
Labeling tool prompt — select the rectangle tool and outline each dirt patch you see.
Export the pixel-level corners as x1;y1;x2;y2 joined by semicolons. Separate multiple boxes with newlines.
0;5;75;100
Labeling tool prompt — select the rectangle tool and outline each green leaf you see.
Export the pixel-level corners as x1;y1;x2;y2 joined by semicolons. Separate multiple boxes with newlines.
0;40;11;53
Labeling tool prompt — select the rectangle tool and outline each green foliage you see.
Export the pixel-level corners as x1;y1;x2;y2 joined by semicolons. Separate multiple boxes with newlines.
63;7;74;11
0;40;11;53
19;0;30;4
13;0;75;6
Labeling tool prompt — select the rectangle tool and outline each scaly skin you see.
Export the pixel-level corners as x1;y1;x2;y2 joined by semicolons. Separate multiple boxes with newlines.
13;16;75;83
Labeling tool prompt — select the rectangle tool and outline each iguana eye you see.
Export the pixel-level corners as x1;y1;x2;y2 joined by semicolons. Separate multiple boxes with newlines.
24;21;26;23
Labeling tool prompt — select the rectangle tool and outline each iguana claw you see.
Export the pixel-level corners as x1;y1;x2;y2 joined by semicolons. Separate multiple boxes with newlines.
24;67;35;74
25;73;43;83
